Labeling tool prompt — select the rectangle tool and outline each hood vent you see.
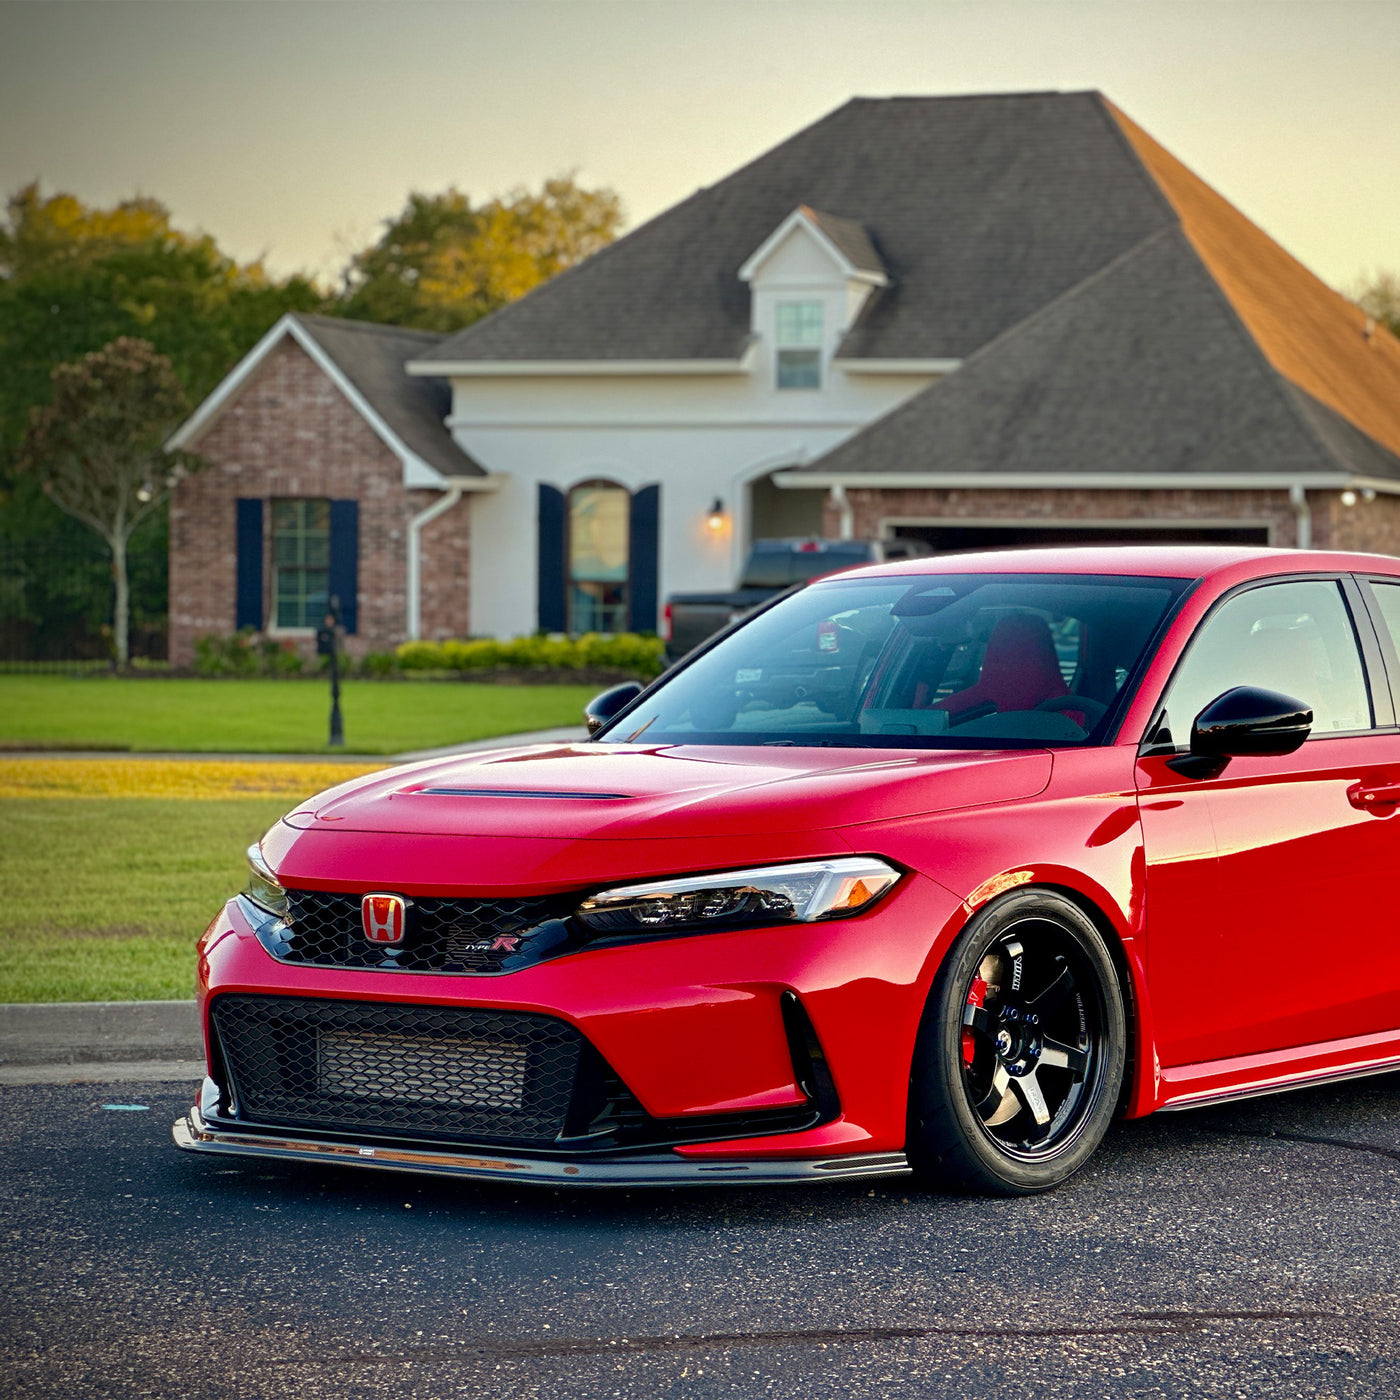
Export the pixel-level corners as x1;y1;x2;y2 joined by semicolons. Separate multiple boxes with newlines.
416;787;632;800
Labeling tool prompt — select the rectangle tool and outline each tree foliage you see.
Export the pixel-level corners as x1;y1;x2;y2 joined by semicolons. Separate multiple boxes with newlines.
17;338;201;665
1355;270;1400;338
0;183;324;659
338;174;624;332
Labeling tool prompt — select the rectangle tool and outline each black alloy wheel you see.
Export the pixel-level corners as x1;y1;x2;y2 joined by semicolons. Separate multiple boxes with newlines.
907;889;1125;1194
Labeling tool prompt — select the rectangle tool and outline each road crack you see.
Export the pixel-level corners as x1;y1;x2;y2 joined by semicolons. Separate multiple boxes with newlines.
326;1310;1339;1364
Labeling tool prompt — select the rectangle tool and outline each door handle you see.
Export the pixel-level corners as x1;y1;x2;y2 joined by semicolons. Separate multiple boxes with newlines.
1348;781;1400;809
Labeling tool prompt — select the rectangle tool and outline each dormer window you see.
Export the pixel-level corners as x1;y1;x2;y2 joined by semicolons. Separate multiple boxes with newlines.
776;301;824;389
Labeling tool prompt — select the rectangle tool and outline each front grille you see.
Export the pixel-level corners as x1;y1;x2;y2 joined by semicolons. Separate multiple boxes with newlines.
212;995;583;1146
277;889;572;973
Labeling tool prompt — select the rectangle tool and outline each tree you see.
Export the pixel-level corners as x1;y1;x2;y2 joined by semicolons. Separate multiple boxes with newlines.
17;338;201;666
1355;270;1400;338
0;183;324;660
338;174;624;332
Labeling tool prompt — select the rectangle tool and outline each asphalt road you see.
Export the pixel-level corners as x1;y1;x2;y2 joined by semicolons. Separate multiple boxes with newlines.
5;1075;1400;1399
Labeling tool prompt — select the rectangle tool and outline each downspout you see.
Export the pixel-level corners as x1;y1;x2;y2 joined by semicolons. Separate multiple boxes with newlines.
829;483;854;541
1290;483;1312;550
407;483;465;641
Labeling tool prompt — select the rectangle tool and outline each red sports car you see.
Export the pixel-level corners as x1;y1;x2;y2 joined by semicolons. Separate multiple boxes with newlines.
174;546;1400;1194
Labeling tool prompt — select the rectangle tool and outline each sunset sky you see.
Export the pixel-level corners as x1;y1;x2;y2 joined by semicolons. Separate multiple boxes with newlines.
2;0;1397;295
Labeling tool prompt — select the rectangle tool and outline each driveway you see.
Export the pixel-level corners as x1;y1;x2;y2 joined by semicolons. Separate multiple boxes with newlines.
3;1073;1399;1397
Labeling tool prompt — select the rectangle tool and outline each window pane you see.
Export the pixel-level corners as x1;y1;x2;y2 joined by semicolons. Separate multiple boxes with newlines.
1161;580;1371;740
271;497;331;629
1367;583;1400;664
776;302;823;346
777;349;820;389
568;483;629;633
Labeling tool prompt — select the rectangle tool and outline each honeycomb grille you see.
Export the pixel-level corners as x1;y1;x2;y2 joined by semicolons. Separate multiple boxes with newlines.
277;889;570;973
212;994;583;1146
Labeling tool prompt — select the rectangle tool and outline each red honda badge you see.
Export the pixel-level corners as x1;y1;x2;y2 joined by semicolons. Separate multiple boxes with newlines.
361;893;408;945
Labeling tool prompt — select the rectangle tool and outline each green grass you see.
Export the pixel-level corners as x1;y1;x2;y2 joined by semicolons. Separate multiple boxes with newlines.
0;798;292;1002
0;675;596;754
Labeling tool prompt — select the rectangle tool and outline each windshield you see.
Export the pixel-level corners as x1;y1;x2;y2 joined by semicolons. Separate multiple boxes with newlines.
609;572;1190;748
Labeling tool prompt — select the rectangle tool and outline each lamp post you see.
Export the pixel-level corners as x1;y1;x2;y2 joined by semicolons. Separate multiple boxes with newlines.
316;596;345;748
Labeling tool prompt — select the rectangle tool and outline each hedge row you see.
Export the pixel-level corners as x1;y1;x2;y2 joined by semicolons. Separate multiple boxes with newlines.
395;633;664;678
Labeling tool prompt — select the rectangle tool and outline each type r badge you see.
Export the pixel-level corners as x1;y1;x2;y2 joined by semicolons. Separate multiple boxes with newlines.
361;893;409;945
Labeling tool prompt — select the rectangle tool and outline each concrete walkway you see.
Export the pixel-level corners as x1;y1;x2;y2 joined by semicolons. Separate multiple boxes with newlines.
0;1000;203;1085
7;725;590;766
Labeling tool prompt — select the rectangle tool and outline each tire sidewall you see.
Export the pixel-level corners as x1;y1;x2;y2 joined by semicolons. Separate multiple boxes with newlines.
908;889;1127;1194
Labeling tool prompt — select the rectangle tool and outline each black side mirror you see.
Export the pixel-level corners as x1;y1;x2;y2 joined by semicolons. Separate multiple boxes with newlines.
1167;685;1312;777
584;682;643;737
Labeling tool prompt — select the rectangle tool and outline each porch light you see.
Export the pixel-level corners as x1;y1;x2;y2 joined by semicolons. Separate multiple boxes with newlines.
706;498;727;532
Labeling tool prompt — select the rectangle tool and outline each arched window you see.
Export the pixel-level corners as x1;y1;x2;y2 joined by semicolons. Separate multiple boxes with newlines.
568;481;629;633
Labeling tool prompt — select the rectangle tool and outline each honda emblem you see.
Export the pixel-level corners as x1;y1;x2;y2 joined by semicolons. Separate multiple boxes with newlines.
361;893;408;945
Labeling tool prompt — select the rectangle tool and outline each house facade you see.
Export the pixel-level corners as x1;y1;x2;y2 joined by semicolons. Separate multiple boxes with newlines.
168;92;1400;665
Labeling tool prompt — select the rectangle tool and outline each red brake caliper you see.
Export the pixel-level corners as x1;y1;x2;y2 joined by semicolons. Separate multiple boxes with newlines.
963;976;988;1065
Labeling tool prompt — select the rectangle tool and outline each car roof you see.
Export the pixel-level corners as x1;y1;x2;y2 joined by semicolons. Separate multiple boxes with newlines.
841;543;1400;582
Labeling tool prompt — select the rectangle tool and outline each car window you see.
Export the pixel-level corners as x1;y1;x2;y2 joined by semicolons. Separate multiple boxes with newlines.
609;573;1186;749
1158;579;1371;743
1366;582;1400;681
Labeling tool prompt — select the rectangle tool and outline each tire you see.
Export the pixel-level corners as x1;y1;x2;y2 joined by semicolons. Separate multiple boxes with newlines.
906;889;1126;1195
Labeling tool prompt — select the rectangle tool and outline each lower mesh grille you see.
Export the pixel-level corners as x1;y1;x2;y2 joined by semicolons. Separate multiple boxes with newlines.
212;994;583;1146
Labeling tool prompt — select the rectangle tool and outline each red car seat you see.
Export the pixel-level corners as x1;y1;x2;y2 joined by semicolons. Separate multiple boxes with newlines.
918;614;1070;720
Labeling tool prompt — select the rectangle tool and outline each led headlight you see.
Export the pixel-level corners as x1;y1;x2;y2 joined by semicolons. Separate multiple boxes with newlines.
243;843;288;917
575;857;900;937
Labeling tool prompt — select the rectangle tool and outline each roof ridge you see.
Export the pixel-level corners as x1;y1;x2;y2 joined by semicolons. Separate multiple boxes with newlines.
921;226;1181;378
293;311;445;344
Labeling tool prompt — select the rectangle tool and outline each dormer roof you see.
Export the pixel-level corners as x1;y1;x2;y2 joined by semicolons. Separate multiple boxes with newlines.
737;206;888;286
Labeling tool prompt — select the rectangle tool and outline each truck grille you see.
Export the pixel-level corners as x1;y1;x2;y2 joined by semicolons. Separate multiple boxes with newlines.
211;995;583;1146
277;889;572;973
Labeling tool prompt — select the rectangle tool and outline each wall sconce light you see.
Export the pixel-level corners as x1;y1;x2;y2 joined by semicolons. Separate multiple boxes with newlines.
706;497;727;532
1341;490;1358;507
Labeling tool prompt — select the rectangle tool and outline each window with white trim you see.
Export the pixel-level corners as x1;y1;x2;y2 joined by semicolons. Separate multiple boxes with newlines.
775;301;823;389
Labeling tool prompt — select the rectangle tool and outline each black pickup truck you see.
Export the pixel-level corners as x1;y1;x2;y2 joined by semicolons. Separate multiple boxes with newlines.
663;536;930;662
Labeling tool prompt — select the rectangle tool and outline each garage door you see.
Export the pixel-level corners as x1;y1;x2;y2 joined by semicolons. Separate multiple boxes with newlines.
890;522;1271;552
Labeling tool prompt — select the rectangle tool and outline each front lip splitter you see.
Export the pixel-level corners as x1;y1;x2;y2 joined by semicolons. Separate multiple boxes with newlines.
172;1104;911;1189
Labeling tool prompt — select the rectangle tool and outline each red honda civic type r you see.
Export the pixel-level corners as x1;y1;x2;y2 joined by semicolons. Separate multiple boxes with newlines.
174;546;1400;1194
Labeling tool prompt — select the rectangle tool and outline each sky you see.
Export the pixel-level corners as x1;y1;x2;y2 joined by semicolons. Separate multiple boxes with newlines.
1;0;1398;296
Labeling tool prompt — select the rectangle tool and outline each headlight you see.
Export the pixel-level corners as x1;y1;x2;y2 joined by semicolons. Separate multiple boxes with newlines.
243;843;288;917
575;857;900;937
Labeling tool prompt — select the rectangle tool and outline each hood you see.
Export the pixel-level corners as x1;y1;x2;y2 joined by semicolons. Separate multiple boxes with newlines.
281;742;1053;843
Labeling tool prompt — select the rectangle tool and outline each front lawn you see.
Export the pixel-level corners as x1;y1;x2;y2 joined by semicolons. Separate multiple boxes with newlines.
0;797;295;1002
0;675;596;754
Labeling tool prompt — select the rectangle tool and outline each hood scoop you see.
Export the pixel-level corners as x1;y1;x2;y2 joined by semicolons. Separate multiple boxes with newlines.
415;787;633;800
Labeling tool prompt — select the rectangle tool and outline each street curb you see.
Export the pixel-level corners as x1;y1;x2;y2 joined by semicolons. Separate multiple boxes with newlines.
0;1000;201;1067
0;1060;205;1086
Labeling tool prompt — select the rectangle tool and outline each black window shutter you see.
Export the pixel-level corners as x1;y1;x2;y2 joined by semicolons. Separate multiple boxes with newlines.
329;499;359;634
234;498;263;630
628;484;660;633
538;484;567;632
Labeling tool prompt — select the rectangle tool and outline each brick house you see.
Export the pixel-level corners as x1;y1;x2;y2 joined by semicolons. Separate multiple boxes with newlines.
168;92;1400;665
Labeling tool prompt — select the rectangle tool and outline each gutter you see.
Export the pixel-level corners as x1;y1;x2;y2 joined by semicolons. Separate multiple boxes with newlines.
407;484;465;641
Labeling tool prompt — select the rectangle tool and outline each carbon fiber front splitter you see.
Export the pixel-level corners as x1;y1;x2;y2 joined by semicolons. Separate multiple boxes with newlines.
172;1105;911;1188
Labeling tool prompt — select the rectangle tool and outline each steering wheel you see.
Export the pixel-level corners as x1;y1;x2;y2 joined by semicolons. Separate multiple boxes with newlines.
1035;694;1108;726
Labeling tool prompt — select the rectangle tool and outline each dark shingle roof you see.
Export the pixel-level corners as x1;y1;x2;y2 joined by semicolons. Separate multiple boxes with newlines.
294;315;484;478
801;208;886;279
417;92;1172;365
802;229;1400;482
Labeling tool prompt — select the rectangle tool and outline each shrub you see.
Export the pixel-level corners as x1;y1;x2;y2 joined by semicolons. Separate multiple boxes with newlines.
394;632;664;678
358;651;398;678
193;632;304;678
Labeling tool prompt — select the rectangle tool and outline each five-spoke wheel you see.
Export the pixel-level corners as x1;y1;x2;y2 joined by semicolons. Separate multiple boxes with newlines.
907;889;1125;1194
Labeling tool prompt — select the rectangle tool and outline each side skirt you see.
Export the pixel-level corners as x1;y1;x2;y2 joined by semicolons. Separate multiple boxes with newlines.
1157;1029;1400;1113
